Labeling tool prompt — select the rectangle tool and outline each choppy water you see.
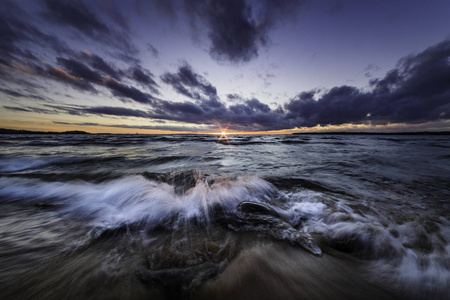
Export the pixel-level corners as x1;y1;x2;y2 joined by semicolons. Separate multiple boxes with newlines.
0;133;449;299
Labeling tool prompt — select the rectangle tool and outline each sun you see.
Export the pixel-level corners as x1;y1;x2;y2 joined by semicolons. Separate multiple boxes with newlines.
217;122;230;144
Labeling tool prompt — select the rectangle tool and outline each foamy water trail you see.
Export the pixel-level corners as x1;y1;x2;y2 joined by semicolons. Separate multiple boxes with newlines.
1;173;448;290
0;175;280;228
1;134;449;300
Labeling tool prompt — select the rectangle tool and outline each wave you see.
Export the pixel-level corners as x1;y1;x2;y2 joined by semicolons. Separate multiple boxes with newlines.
306;201;450;297
0;175;277;226
0;157;76;173
280;140;309;144
0;155;201;174
0;173;448;297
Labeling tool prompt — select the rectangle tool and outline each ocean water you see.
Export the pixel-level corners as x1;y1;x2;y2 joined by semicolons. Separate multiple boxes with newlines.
0;133;449;299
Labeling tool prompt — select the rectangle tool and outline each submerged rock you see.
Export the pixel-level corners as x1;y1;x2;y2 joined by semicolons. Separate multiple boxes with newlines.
222;201;322;256
136;201;322;296
136;231;236;297
238;201;281;217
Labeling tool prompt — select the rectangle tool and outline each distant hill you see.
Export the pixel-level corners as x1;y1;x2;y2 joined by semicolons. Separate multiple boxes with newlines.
0;128;90;134
292;131;450;135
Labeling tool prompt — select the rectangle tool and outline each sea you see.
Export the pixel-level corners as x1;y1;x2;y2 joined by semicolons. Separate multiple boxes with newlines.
0;133;449;300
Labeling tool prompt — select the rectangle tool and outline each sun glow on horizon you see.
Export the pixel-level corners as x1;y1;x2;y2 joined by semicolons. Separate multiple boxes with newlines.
217;122;230;144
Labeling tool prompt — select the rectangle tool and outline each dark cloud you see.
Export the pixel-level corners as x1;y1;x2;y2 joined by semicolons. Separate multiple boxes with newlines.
4;104;60;114
40;104;81;115
104;78;155;105
226;93;243;102
79;51;122;80
0;16;24;64
61;97;281;131
44;104;151;119
44;64;97;93
53;121;98;126
63;54;160;103
42;0;138;60
81;106;150;118
129;67;159;94
3;0;450;135
95;1;130;32
245;98;270;113
57;57;103;84
285;87;370;127
3;106;32;112
185;0;306;63
0;88;29;98
153;39;450;130
30;36;450;132
161;63;217;100
285;40;450;127
131;68;153;85
144;96;283;131
226;98;285;129
0;11;72;66
29;51;160;106
0;88;46;100
368;40;450;123
151;101;206;124
43;0;109;35
31;39;450;131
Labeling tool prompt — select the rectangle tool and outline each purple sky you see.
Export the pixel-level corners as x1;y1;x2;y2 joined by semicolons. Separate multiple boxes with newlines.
1;0;449;133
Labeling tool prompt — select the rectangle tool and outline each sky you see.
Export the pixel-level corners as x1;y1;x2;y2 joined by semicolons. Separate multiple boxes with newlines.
0;0;449;134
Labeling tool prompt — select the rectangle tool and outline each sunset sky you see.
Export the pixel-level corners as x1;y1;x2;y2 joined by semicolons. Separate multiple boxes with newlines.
1;0;449;134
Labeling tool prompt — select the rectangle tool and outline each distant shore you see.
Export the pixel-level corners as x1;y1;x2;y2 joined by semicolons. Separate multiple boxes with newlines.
0;128;90;135
292;131;450;135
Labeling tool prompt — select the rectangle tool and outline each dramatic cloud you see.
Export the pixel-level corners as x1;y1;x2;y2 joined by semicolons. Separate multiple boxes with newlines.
0;5;71;66
57;57;103;84
131;41;445;130
1;0;449;133
44;64;97;92
79;51;122;80
3;106;32;112
285;40;450;127
153;40;450;130
129;67;159;94
42;0;138;60
81;106;151;118
10;35;449;133
6;104;152;119
56;55;160;104
184;0;306;63
103;77;156;105
56;56;160;98
43;0;109;35
0;88;46;100
161;63;217;100
3;105;63;115
230;98;271;115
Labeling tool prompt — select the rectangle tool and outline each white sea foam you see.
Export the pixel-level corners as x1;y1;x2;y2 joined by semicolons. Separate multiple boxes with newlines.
1;174;448;292
0;175;277;228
